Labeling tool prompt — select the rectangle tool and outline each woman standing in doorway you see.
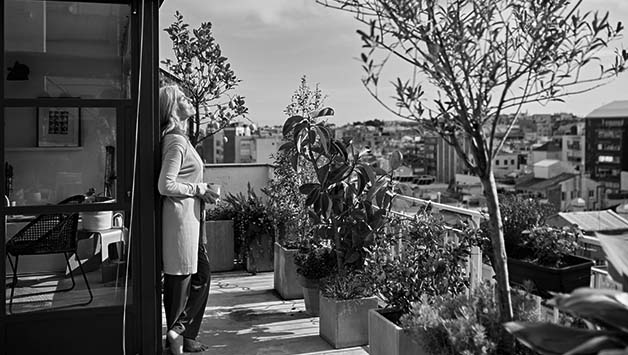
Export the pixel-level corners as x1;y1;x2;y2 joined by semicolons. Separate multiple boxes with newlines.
158;85;218;355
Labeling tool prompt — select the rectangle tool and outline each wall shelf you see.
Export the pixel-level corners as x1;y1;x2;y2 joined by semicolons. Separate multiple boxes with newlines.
6;147;83;152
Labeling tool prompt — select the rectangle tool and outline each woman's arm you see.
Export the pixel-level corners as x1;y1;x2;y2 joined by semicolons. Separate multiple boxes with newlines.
157;136;207;198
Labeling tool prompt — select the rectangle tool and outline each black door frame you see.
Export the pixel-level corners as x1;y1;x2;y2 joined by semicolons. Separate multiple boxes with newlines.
0;0;161;353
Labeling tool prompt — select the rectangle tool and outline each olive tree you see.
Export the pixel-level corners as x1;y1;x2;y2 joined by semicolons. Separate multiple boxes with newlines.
163;11;248;147
317;0;627;322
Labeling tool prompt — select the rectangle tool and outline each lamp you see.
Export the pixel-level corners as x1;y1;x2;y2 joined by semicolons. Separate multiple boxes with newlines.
6;61;29;81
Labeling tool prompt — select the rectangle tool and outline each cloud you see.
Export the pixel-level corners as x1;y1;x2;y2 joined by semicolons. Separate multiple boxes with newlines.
199;0;330;27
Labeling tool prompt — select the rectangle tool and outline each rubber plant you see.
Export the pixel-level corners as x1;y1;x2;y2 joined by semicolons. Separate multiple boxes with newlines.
280;108;403;276
504;233;628;355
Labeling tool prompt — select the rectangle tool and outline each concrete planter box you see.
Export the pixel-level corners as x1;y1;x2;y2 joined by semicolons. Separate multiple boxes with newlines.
297;274;320;316
206;220;234;272
273;243;303;300
319;294;378;348
369;308;426;355
246;232;274;274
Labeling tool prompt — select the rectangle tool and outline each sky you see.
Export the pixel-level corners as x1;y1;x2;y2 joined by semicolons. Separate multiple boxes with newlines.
159;0;628;127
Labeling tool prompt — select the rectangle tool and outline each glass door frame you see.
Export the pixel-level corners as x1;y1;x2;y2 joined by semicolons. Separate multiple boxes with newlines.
0;0;161;354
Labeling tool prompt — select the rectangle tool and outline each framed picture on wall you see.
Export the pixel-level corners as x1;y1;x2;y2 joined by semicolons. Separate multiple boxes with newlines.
37;107;80;147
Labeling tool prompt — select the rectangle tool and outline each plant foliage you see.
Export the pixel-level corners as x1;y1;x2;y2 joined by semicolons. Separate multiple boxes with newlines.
402;282;541;355
162;11;248;146
280;108;403;276
318;0;627;322
365;211;478;315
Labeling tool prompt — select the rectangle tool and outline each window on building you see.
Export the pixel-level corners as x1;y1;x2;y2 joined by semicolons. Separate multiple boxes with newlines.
561;192;566;201
495;160;499;165
589;190;595;197
511;159;515;165
504;159;508;165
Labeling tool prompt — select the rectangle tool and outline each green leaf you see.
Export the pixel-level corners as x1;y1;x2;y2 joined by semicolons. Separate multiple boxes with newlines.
312;107;335;118
598;233;628;286
299;183;320;195
278;142;294;152
504;322;624;355
390;150;403;170
317;164;331;184
549;288;628;330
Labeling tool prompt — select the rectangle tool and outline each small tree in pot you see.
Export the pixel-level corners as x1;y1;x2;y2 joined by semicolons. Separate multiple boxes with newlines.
281;108;403;348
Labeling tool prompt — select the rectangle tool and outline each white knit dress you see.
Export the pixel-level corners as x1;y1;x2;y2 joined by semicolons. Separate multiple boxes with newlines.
158;132;205;275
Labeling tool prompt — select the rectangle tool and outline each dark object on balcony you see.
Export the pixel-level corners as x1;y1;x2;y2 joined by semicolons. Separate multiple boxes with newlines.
5;194;93;313
508;254;594;298
6;61;29;81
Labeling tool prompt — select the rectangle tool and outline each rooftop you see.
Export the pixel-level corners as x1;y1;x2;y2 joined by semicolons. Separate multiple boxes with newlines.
515;172;576;191
586;100;628;119
553;210;628;233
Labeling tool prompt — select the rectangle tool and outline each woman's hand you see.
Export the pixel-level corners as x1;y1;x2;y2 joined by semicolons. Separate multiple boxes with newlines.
200;189;220;204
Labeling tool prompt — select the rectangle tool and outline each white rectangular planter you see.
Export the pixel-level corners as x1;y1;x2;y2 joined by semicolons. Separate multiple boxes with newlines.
273;242;303;300
319;294;378;348
368;308;426;355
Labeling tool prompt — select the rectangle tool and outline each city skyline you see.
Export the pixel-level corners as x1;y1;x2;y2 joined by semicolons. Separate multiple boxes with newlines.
159;0;628;127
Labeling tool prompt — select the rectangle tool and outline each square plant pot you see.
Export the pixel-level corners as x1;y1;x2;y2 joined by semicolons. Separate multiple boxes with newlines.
319;294;378;348
273;242;303;300
368;308;426;355
246;233;274;273
297;275;320;316
205;220;234;272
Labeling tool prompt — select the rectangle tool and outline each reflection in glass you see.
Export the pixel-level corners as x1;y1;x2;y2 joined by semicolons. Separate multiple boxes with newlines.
4;107;117;206
4;1;131;99
5;211;131;314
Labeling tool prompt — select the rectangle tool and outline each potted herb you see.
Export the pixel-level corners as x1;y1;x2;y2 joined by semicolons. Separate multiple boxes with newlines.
365;211;476;355
205;201;235;272
481;195;592;297
294;241;336;315
223;185;275;274
507;225;593;297
281;108;402;348
402;282;541;355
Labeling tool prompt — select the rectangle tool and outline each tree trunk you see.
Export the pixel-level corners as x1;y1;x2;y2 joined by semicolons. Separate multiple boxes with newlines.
480;171;513;322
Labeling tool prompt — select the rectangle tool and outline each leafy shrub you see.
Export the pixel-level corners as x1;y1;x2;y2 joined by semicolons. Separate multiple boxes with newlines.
519;225;582;267
294;241;336;280
365;211;478;315
205;200;236;221
222;184;275;263
401;282;541;355
320;270;374;300
262;148;314;248
480;194;557;262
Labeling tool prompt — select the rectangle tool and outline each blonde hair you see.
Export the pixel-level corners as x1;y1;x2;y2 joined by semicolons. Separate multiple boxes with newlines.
159;85;183;137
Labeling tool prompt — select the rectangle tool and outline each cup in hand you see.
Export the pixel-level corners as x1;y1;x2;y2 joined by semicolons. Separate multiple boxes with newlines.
206;183;221;205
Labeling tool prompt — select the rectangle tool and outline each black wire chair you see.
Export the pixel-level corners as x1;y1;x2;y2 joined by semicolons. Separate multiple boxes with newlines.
6;194;93;313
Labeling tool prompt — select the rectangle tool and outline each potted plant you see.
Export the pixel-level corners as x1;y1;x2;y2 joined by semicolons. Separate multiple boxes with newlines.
264;148;315;299
481;195;592;297
365;211;477;355
505;233;628;355
281;108;403;348
293;240;336;315
402;282;542;355
205;201;236;272
223;185;275;274
507;225;593;297
319;271;378;349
